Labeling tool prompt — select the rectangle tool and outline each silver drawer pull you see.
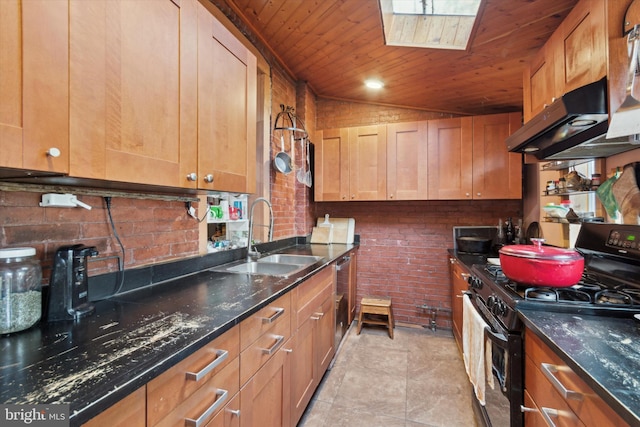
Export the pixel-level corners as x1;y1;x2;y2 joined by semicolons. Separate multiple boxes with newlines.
185;349;229;381
185;388;228;427
520;405;537;413
261;307;285;324
310;312;324;320
226;408;240;417
261;335;284;355
540;362;583;401
540;407;558;427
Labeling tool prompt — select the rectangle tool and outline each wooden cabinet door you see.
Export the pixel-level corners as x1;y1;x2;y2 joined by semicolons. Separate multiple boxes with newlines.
427;117;473;200
315;295;335;375
198;2;257;193
450;258;468;349
315;128;349;201
290;316;315;425
349;125;387;200
348;251;358;324
240;345;291;427
387;121;428;200
523;37;557;122
82;386;146;427
557;0;606;94
0;0;68;174
69;0;197;188
472;113;522;199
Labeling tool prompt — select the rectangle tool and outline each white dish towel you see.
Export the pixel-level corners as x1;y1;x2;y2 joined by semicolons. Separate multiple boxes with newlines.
462;294;493;405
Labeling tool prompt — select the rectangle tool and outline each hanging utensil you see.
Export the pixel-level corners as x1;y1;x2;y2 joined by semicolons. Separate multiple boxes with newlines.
274;133;292;174
305;138;312;187
607;24;640;138
296;136;306;183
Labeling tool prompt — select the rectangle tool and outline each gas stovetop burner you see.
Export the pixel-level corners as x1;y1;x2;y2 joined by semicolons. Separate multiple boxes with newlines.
595;289;637;306
524;287;592;303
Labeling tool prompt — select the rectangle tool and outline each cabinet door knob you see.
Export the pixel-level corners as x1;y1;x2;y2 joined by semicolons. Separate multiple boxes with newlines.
47;147;61;157
203;174;214;183
476;192;481;197
465;192;470;197
186;173;197;182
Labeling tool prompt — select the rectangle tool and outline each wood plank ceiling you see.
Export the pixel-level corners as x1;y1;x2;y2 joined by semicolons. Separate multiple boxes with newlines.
213;0;580;116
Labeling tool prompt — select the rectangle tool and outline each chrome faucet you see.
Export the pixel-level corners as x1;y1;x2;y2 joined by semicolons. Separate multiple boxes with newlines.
247;197;274;259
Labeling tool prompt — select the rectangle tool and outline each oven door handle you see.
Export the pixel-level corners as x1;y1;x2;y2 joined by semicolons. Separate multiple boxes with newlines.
484;326;508;348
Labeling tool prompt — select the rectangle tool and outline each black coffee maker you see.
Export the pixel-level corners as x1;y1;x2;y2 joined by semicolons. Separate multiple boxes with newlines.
46;244;98;321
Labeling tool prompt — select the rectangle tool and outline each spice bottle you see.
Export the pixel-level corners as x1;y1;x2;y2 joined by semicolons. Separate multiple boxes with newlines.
0;248;42;334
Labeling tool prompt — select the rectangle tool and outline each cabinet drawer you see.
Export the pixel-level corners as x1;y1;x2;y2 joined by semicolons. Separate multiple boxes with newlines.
525;329;629;427
82;386;146;427
525;353;584;427
240;293;291;351
153;357;239;427
148;325;240;426
293;267;334;328
240;310;291;386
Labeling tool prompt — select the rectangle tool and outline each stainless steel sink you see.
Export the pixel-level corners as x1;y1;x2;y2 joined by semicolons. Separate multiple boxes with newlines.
213;254;323;277
224;262;301;276
257;254;323;265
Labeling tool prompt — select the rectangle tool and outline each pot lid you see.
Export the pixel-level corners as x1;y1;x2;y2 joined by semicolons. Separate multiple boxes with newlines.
499;238;583;261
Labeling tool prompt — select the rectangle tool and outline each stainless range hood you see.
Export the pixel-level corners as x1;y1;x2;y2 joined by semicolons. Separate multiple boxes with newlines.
506;77;640;160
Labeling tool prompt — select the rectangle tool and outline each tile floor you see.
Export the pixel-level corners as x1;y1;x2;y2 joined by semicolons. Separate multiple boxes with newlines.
298;324;479;427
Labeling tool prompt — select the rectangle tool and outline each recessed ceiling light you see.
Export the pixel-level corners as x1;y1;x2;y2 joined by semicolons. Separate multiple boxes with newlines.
365;79;384;89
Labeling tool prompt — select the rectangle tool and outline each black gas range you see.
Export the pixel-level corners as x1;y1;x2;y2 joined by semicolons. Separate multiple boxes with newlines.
465;222;640;427
470;222;640;329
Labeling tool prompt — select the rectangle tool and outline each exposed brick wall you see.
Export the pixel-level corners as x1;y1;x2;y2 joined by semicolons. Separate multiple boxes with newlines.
270;69;317;239
0;189;199;283
314;200;522;329
316;98;458;130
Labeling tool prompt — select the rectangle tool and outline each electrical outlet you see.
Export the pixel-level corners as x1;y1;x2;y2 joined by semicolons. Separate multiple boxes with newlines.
40;193;92;210
40;193;78;208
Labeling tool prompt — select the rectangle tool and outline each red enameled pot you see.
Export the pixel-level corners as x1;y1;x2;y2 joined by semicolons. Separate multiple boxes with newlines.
498;238;584;287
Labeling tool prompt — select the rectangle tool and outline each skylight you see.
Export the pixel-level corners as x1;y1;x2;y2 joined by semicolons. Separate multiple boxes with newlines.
391;0;481;16
380;0;483;50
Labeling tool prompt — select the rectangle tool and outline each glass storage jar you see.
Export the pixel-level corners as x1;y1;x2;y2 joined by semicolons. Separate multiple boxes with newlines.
0;247;42;334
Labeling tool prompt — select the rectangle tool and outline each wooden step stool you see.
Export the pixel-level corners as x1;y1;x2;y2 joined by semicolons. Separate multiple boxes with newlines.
357;296;394;339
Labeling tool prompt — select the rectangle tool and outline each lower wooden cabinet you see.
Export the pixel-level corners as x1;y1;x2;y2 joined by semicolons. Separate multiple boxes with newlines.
524;328;629;427
82;264;336;427
290;266;336;425
239;339;292;427
82;386;146;427
449;257;469;349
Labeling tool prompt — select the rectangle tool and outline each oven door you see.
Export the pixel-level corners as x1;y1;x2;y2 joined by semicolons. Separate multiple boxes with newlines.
470;293;523;427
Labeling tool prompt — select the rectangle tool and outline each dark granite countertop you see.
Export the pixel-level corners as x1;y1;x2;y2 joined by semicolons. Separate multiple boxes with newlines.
519;309;640;426
0;243;356;426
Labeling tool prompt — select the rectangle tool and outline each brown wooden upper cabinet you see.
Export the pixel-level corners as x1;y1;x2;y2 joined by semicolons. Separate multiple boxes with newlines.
68;0;198;188
315;125;387;201
523;0;606;122
197;1;257;193
2;0;256;192
315;128;350;201
0;0;69;175
348;125;387;200
316;113;521;202
427;117;473;199
387;121;429;200
472;113;522;200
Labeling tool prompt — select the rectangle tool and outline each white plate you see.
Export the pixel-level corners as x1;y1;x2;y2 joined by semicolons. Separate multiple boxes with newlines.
487;258;501;266
634;314;640;322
